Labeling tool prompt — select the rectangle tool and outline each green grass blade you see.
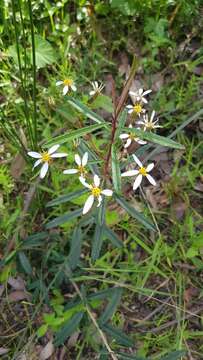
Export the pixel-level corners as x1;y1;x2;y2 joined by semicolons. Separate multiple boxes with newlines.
160;350;186;360
104;226;123;248
91;203;106;261
68;227;83;270
114;194;156;231
46;189;88;207
54;311;84;346
44;123;107;148
45;209;82;229
122;127;184;149
98;287;123;325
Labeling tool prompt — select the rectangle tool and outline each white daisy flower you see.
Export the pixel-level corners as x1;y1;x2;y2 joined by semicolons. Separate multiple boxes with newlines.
126;103;146;117
63;152;88;178
79;174;113;215
89;81;104;96
129;88;152;104
56;78;77;95
119;124;147;148
28;145;67;179
121;154;156;191
137;110;161;131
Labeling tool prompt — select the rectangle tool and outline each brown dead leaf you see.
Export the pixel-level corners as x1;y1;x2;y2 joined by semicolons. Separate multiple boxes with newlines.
67;331;80;348
0;347;9;355
39;340;54;360
145;188;158;210
8;276;25;290
118;52;130;77
172;200;188;220
8;290;30;302
194;181;203;192
11;153;26;179
184;287;199;304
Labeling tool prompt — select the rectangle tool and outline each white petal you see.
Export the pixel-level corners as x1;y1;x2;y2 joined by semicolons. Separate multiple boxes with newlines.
146;163;154;172
129;124;133;129
132;154;143;167
150;110;156;121
83;195;94;214
56;80;63;86
137;121;144;125
63;169;78;174
121;170;139;177
138;88;143;95
129;91;136;97
126;105;133;109
146;174;156;186
28;151;41;159
51;152;67;158
71;84;77;92
48;144;60;154
40;162;49;179
79;176;91;189
128;109;134;114
63;85;69;95
136;139;147;145
94;174;100;187
124;138;132;148
89;90;95;96
82;152;88;166
33;159;42;169
101;189;113;196
133;174;142;190
94;81;98;88
75;154;81;166
120;133;129;139
97;195;102;208
142;97;148;104
143;89;152;96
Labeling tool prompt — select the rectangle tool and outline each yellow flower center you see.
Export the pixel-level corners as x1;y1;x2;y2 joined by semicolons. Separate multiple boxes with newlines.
133;103;142;114
41;152;52;163
78;165;87;176
91;187;101;197
139;167;147;176
129;133;135;140
63;78;73;86
146;123;153;130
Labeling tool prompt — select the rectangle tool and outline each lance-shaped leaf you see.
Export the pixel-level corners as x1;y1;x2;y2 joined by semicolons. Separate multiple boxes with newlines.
46;189;88;207
67;97;108;126
114;194;156;231
91;202;106;261
111;143;121;193
54;311;84;346
160;350;186;360
101;324;134;347
115;109;128;138
68;227;83;270
104;226;123;248
45;209;82;229
98;287;123;325
44;123;107;148
122;127;184;149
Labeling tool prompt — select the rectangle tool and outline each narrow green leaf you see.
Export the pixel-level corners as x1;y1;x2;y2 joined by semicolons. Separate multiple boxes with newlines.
44;123;107;148
67;97;108;126
45;209;82;229
79;140;100;174
160;350;186;360
54;311;84;346
114;194;156;231
115;109;128;138
68;228;83;270
99;288;123;325
122;127;184;149
46;189;87;207
111;143;121;193
102;324;134;347
18;251;32;275
116;352;148;360
104;226;123;248
91;202;105;261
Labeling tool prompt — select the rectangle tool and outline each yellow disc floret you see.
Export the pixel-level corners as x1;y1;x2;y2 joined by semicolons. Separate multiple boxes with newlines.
133;103;142;115
63;78;73;86
91;187;101;197
139;167;147;176
41;152;52;163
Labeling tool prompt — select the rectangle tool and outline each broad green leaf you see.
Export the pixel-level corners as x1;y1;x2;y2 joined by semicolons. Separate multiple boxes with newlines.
44;123;107;148
37;324;48;338
104;226;123;248
34;35;56;68
122;127;184;149
111;144;121;193
114;194;156;231
68;227;83;270
160;350;186;360
102;324;134;347
91;94;114;113
46;189;87;207
54;311;84;346
45;209;82;229
18;251;32;275
99;288;123;325
67;97;109;126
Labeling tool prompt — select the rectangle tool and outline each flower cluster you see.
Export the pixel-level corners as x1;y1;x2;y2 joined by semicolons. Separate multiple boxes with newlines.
28;84;159;216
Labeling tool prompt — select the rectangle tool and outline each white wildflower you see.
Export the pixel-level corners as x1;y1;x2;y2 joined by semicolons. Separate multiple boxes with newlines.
89;81;104;96
121;154;156;190
129;88;152;104
137;110;161;131
56;78;77;95
63;152;88;178
126;103;146;117
28;145;67;179
119;124;147;148
79;174;113;214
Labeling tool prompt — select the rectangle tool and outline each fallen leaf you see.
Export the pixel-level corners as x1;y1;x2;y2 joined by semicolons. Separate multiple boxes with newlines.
0;347;9;355
184;287;199;304
11;153;26;179
172;200;187;220
8;276;25;290
67;331;80;348
39;340;54;360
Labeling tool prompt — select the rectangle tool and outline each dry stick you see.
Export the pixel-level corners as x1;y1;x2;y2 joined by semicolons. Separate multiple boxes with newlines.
70;278;118;360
